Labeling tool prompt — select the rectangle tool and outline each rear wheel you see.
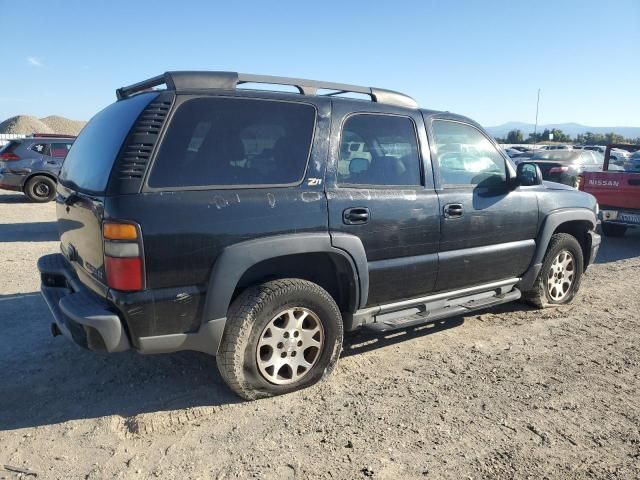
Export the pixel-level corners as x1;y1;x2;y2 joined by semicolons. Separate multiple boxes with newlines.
24;175;56;203
522;233;584;309
601;222;627;237
216;279;343;400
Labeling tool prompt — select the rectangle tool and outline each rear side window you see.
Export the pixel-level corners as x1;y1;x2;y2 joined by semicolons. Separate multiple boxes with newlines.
337;114;421;186
59;92;158;193
31;143;49;155
148;98;316;188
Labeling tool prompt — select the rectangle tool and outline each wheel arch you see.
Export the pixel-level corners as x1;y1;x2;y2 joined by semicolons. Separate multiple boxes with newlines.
23;172;57;194
519;208;596;290
203;233;368;324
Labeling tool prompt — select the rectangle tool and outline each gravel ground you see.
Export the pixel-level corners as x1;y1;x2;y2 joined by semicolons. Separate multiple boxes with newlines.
1;189;639;479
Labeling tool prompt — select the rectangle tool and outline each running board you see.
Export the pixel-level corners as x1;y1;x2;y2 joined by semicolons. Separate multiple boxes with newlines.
352;283;521;334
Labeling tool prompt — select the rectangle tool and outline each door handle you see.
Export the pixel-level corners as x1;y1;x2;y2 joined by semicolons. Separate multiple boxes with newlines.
443;203;464;218
343;207;370;225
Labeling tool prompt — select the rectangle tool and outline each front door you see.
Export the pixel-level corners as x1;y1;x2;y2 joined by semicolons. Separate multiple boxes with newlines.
327;103;440;307
427;118;539;291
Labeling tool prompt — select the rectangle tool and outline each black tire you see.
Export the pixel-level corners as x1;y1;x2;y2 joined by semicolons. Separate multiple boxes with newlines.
601;222;627;237
217;279;343;400
522;233;584;309
24;175;56;203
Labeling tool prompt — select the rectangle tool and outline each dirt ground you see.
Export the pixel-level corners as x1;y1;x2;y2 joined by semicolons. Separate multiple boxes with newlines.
1;188;639;479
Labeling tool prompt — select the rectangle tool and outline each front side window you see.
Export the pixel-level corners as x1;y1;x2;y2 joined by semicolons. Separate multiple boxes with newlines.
148;98;316;188
432;120;507;187
337;114;421;186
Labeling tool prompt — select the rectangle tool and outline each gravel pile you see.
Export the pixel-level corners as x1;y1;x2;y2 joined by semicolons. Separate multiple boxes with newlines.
40;115;86;135
0;115;53;135
0;115;86;136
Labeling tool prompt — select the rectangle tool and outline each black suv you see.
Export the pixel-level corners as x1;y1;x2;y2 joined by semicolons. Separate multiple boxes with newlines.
39;71;600;399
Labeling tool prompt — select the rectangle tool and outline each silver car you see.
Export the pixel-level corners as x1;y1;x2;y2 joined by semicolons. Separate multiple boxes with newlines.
0;135;75;202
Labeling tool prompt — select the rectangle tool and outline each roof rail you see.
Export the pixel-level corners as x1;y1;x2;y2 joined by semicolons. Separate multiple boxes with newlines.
116;71;418;109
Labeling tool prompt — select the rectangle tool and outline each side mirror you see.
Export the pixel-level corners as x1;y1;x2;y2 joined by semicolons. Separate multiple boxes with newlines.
515;162;542;186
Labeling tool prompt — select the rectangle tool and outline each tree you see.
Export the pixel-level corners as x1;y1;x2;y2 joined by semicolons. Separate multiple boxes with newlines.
549;128;571;142
604;132;625;145
505;129;524;144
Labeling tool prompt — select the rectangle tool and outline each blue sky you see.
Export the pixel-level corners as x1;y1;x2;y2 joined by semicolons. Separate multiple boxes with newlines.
1;0;639;127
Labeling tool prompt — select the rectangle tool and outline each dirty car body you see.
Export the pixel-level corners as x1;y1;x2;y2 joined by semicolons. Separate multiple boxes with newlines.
38;71;601;398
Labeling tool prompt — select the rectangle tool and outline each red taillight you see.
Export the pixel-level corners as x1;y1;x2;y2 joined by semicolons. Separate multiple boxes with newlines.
103;221;144;291
105;257;143;291
549;166;569;174
0;152;20;161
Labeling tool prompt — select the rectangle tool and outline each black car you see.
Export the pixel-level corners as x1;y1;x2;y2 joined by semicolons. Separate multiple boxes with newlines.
529;149;603;188
38;71;600;399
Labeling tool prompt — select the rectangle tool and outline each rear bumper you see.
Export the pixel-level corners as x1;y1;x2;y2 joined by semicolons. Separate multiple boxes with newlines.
38;253;130;352
600;208;640;228
0;171;26;191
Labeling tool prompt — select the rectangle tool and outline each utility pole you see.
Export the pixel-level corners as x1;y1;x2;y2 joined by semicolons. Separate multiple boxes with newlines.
533;88;540;148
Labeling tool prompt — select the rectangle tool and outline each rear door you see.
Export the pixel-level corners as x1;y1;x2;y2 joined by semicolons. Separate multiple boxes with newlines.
326;102;440;307
427;117;538;292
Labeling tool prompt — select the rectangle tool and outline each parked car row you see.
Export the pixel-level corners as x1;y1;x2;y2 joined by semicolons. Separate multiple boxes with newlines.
501;143;637;188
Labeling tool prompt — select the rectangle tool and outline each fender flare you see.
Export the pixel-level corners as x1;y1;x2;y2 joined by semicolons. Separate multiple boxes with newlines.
202;232;369;323
519;208;596;290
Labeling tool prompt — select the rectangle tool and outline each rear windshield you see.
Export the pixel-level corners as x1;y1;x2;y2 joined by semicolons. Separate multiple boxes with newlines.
147;97;316;189
59;92;158;193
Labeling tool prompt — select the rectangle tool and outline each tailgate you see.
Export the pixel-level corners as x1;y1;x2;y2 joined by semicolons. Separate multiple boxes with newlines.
582;171;640;210
57;183;108;295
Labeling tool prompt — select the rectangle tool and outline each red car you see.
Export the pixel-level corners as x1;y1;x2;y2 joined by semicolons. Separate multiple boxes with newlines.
580;144;640;237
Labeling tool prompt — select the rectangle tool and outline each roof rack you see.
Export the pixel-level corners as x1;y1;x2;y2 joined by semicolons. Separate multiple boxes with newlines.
116;71;418;109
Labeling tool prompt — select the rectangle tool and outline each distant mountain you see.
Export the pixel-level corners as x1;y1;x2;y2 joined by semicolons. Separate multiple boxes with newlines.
486;122;640;139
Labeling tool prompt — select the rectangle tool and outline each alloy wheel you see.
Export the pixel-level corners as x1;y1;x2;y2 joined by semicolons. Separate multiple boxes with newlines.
546;249;575;301
256;307;324;385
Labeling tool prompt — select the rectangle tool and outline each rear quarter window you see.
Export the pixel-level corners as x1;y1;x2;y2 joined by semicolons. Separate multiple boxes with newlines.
59;92;158;193
147;97;316;189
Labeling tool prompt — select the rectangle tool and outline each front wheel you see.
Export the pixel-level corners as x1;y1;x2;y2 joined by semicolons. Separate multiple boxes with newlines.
522;233;584;309
216;279;343;400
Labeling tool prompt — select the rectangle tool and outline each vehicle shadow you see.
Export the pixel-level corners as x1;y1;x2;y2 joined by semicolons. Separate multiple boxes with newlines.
0;292;240;432
0;221;59;242
0;289;538;431
595;226;640;263
0;193;30;204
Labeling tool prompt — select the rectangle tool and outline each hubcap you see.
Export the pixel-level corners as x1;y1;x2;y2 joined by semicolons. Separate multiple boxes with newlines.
256;307;324;385
546;249;575;302
34;182;50;197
